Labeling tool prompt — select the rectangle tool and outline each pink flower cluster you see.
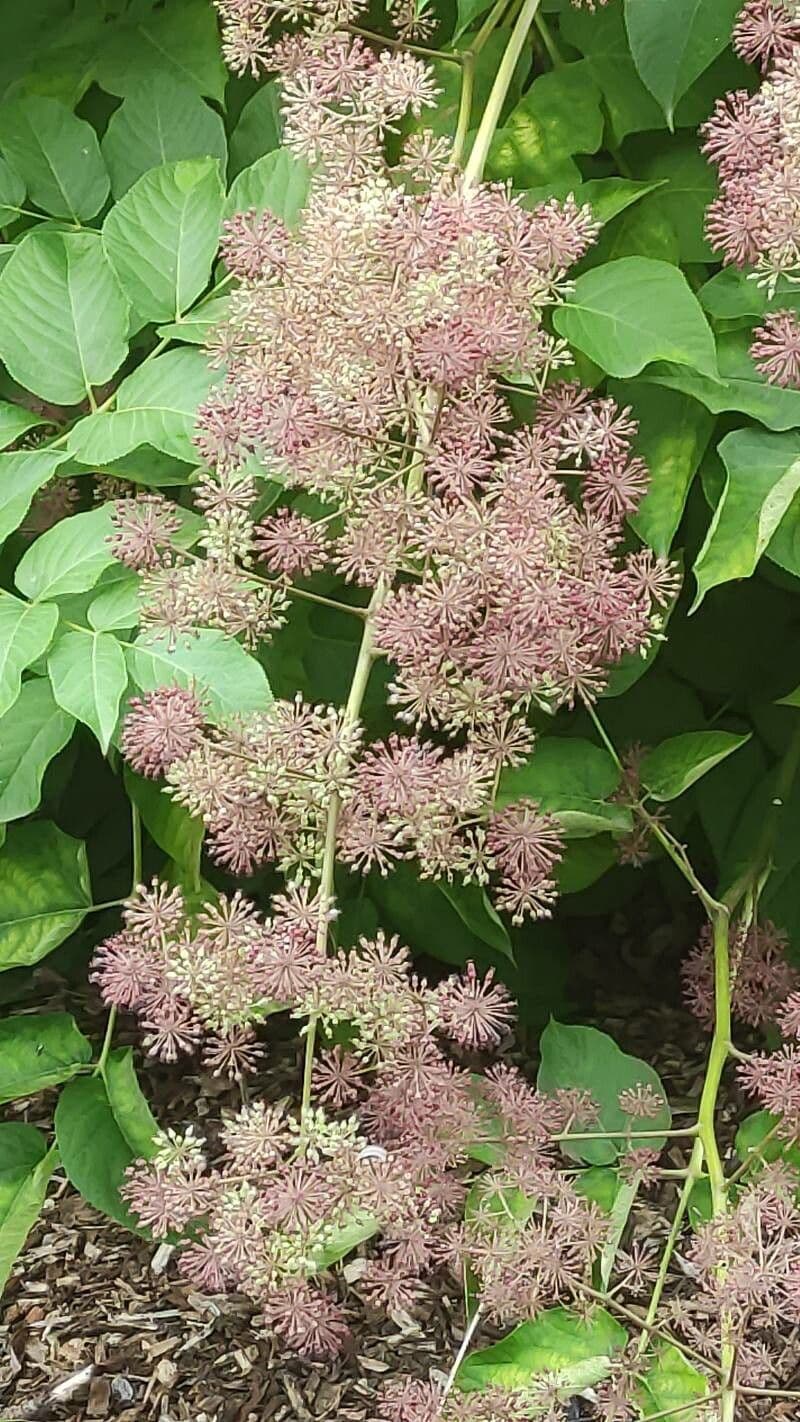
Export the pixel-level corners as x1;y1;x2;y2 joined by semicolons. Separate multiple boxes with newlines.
101;880;665;1361
704;3;800;386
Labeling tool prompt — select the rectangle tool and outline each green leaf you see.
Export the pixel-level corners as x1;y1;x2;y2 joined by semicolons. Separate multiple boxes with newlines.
699;268;800;323
55;1076;142;1230
537;1021;671;1165
574;1166;623;1214
103;158;224;324
485;63;604;188
68;347;218;466
0;402;48;450
229;82;282;177
156;293;230;346
15;503;118;602
124;766;204;876
0;592;59;719
127;627;272;723
457;1306;627;1392
647;339;800;434
0;154;25;225
225;148;311;228
610;381;714;556
634;138;718;262
0;1011;91;1102
0;1138;57;1293
735;1110;800;1171
95;0;227;103
0;822;90;970
624;0;742;125
454;0;493;40
553;258;718;379
88;575;140;633
693;428;800;609
0;231;130;405
48;629;128;753
640;730;751;801
0;679;74;823
104;1048;159;1160
310;1215;379;1270
636;1343;709;1419
437;880;513;960
521;177;666;227
0;448;70;545
497;739;628;837
102;75;227;199
0;94;109;220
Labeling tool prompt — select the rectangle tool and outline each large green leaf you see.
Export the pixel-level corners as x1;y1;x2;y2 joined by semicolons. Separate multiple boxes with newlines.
225;148;311;227
95;0;227;102
0;679;74;823
624;0;742;125
127;627;272;723
497;738;628;837
0;592;59;719
0;448;70;545
0;821;91;970
699;268;800;323
156;293;230;346
55;1076;142;1231
88;575;141;633
560;3;749;144
124;766;204;876
693;429;800;609
634;139;718;262
485;63;604;188
0;1012;91;1102
0;402;48;451
104;1048;159;1160
0;231;130;405
0;1134;57;1293
229;82;283;177
102;76;227;199
553;258;717;379
0;94;109;220
0;155;25;225
103;158;224;324
457;1307;627;1391
15;503;118;602
538;1021;671;1165
68;348;217;466
48;628;128;753
647;330;800;434
636;1343;709;1419
437;879;513;960
520;177;665;227
640;730;751;801
610;381;714;556
735;1110;800;1172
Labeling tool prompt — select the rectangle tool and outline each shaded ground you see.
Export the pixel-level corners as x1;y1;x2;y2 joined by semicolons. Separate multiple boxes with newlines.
0;986;795;1421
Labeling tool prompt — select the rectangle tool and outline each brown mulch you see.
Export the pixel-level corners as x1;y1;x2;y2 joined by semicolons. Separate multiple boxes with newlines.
0;981;795;1421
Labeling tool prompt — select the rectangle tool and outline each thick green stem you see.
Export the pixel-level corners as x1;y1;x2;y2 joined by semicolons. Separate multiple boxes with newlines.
463;0;541;187
452;50;475;167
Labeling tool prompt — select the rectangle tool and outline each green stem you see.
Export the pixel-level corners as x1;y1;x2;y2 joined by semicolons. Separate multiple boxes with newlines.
636;1138;703;1355
463;0;542;187
533;12;563;66
452;49;475;167
299;580;387;1122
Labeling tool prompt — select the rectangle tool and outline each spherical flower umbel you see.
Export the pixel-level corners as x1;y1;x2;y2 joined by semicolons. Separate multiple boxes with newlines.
121;686;206;779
